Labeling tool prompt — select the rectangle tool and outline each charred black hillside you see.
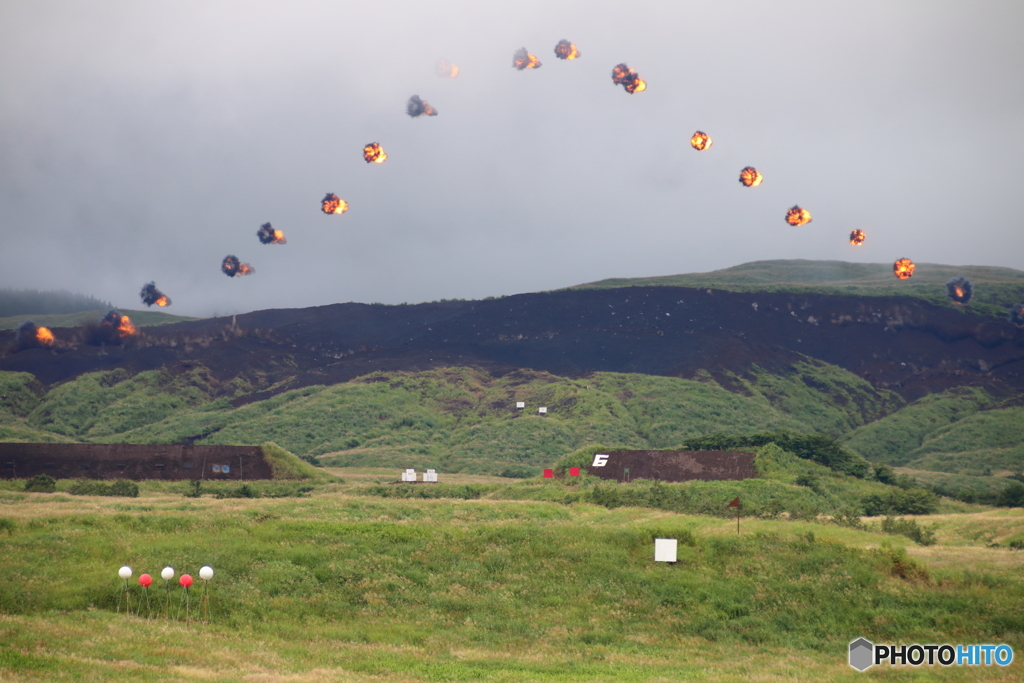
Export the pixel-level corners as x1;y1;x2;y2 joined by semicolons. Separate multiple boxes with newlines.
3;287;1023;402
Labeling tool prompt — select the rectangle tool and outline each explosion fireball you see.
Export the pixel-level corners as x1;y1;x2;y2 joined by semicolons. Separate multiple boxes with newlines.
554;40;580;60
102;310;136;337
690;131;712;151
893;258;915;280
406;95;437;117
16;320;54;349
849;229;866;246
435;60;459;78
257;222;287;245
739;167;763;187
321;193;349;215
222;255;254;278
513;48;541;70
785;205;812;226
363;142;387;164
946;277;973;305
139;282;171;307
611;63;646;93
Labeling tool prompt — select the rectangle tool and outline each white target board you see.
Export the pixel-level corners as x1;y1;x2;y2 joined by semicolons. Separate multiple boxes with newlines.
401;469;417;482
516;402;525;409
538;407;547;414
424;469;438;482
654;538;678;563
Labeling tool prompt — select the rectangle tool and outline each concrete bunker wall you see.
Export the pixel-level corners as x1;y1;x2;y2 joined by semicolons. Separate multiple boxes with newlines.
0;443;273;481
586;449;756;483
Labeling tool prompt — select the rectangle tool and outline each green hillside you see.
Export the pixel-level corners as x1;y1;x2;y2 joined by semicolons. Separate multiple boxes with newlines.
843;388;1024;476
0;308;197;331
3;362;900;475
574;259;1024;319
6;356;1024;498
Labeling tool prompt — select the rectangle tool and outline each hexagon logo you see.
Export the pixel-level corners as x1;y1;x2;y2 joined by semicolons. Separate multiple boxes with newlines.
849;638;874;671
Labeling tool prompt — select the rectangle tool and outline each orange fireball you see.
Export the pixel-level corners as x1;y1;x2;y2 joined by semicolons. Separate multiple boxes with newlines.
785;205;812;226
36;326;55;347
513;47;541;70
435;60;459;78
101;310;136;337
849;229;866;246
690;131;712;151
140;282;172;307
739;167;763;187
554;40;580;60
321;193;348;215
611;63;646;93
222;255;254;277
363;142;387;164
257;222;287;245
893;258;915;280
16;320;54;349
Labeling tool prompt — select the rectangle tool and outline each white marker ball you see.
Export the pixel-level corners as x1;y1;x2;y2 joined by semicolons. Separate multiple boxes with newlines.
118;566;132;580
199;566;214;580
161;567;175;581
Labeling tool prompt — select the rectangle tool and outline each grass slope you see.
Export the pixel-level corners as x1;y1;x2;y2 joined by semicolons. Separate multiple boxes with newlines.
845;388;1024;475
11;363;896;475
0;482;1021;682
0;308;197;331
574;259;1024;319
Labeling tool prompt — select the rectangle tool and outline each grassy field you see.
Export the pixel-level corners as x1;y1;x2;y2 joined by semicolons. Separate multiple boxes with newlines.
1;472;1022;682
0;308;197;331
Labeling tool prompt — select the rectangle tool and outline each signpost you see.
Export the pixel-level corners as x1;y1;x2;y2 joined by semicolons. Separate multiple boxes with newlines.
728;496;741;534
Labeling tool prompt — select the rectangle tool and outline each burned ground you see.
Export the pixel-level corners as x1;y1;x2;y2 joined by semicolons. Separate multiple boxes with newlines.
2;287;1023;403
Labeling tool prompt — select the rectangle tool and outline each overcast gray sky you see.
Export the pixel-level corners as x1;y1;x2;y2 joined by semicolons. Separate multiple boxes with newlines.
2;0;1022;317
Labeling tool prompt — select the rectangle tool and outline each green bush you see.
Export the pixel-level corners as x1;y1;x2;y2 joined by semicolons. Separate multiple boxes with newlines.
0;517;15;535
829;507;866;530
997;482;1024;507
862;488;939;516
498;467;537;479
23;474;56;493
878;516;937;546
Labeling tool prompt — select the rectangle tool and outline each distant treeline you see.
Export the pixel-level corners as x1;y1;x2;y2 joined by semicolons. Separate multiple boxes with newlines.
0;288;112;318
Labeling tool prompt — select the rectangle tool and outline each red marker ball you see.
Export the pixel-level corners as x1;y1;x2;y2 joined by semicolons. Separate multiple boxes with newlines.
179;574;193;588
139;573;152;587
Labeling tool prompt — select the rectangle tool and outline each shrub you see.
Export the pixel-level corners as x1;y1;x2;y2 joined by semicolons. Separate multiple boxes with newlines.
794;474;821;493
873;542;930;581
184;480;203;498
862;488;939;516
24;474;56;493
498;467;536;479
829;507;866;530
108;480;139;497
755;498;785;520
873;464;896;485
0;517;15;535
879;516;937;546
997;482;1024;508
